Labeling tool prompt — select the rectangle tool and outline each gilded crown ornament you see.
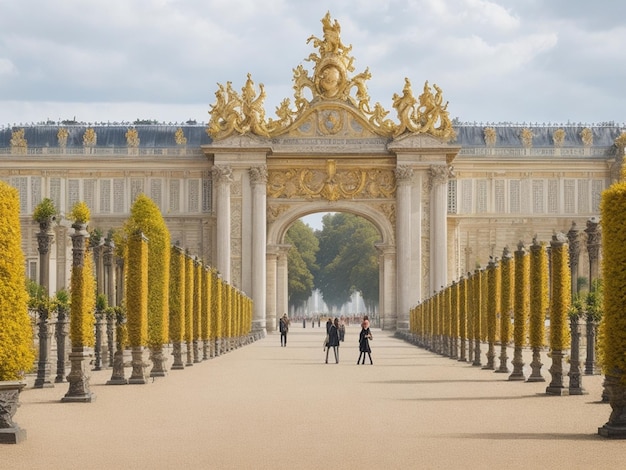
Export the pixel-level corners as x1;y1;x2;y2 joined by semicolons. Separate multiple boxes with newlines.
207;12;455;142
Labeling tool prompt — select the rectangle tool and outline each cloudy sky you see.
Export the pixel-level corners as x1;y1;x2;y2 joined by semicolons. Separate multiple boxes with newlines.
0;0;624;127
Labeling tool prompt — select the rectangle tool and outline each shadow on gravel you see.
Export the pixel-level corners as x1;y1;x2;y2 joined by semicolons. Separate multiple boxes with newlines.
441;432;602;441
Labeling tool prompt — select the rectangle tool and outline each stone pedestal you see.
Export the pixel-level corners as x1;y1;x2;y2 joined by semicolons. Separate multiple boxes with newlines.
128;347;148;384
508;346;525;381
106;349;128;385
568;317;586;395
171;342;185;370
495;344;509;373
62;347;95;402
526;347;545;382
149;345;167;378
598;375;626;438
93;314;105;371
546;350;568;396
0;381;27;444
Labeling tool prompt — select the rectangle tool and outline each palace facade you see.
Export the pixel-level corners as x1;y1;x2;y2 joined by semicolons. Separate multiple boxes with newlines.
1;13;624;330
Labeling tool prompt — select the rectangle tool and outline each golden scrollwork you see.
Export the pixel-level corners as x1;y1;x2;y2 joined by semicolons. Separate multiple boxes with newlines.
206;12;455;142
268;160;396;201
125;128;140;148
83;128;97;147
207;73;270;139
10;128;27;153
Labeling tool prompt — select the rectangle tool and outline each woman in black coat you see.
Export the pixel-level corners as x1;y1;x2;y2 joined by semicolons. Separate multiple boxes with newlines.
357;317;373;365
325;318;340;364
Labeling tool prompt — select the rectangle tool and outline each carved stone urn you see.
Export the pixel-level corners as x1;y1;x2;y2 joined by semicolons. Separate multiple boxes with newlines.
0;381;27;444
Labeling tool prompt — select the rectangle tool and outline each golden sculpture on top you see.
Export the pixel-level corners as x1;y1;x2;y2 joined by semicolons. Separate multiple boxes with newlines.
207;12;455;142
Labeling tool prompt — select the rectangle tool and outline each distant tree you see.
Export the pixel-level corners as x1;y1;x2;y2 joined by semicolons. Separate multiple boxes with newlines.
315;213;380;313
285;220;319;310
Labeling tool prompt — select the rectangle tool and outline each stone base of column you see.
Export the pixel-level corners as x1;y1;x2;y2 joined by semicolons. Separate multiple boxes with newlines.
483;344;495;370
598;423;626;438
495;345;510;373
171;342;185;369
185;341;194;367
472;341;482;367
62;348;95;402
193;340;201;363
106;350;128;385
33;361;54;388
546;350;567;395
526;347;545;382
149;346;168;378
508;347;525;381
128;347;148;385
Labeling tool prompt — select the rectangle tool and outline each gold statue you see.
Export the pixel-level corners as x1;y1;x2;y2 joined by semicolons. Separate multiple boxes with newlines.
207;12;455;142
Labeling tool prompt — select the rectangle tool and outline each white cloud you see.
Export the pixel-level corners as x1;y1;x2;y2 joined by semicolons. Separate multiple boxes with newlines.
0;0;623;125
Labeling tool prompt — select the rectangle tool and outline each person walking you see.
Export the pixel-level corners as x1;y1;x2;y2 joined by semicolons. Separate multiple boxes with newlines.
325;318;340;363
357;316;373;364
279;313;290;347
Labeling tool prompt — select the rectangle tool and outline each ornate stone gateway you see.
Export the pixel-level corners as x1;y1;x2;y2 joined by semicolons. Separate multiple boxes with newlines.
202;12;459;332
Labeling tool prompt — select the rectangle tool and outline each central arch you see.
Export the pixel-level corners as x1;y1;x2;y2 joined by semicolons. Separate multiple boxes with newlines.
267;201;396;331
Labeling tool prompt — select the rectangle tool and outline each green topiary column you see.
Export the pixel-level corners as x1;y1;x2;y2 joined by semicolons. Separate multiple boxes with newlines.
598;179;626;437
509;241;529;381
0;181;35;443
169;245;185;370
497;247;514;373
546;233;571;395
485;257;500;370
125;194;170;378
126;231;149;385
527;237;549;382
63;201;96;403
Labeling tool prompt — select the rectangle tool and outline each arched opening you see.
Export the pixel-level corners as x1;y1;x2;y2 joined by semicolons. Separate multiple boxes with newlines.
266;203;396;333
284;211;381;327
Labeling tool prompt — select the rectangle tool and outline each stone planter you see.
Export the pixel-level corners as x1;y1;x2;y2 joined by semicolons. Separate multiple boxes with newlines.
0;381;27;444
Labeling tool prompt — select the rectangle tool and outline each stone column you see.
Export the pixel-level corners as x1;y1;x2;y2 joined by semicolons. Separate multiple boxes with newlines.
266;245;278;332
430;165;449;302
249;166;267;334
34;219;54;389
395;165;413;331
276;245;290;320
103;237;116;367
213;165;233;283
585;217;601;376
62;222;95;403
569;316;586;395
567;222;581;298
54;305;68;383
376;244;396;330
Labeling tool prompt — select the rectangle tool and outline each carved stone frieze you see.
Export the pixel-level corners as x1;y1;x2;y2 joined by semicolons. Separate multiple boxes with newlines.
268;159;396;201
